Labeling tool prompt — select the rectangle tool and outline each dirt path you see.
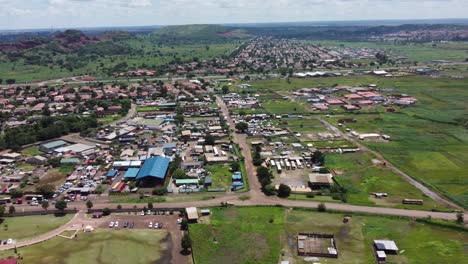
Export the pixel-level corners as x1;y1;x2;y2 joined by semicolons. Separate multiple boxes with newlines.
318;117;464;211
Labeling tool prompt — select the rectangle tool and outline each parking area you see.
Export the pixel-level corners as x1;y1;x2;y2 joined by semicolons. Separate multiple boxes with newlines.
99;212;182;231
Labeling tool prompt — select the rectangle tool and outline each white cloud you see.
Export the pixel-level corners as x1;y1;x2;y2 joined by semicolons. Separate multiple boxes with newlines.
0;0;467;30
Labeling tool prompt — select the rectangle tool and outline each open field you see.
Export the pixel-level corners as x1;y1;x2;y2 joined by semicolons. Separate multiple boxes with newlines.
190;207;284;264
0;229;169;264
308;40;468;62
250;75;468;208
262;101;308;115
0;214;74;240
285;209;468;264
190;207;468;264
326;152;448;210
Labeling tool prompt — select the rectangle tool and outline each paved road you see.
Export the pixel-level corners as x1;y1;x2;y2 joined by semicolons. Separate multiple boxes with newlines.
318;118;464;211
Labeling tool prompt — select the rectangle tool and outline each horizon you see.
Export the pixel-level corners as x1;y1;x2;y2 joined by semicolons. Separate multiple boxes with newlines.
1;17;468;33
1;0;468;30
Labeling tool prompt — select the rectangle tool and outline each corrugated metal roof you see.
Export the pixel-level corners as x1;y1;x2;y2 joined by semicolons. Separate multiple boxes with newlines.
41;140;67;149
124;168;140;178
136;156;170;180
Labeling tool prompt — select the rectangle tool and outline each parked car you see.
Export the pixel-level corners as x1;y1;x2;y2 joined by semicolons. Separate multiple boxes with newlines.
129;222;134;229
148;222;153;228
109;222;115;228
114;221;119;228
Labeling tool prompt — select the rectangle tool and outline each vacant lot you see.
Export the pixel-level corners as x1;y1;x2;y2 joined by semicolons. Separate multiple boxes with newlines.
285;209;468;264
0;230;170;264
190;207;283;264
206;164;232;190
190;207;468;264
326;152;448;210
0;214;73;240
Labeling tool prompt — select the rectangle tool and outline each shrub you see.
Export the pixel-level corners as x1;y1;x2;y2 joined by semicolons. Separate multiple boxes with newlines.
102;208;111;216
318;203;326;212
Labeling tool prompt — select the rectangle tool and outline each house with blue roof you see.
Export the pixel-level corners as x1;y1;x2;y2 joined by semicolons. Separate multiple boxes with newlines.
136;156;171;186
106;170;118;178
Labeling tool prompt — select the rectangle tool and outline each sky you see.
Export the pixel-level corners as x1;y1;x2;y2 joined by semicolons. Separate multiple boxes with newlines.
0;0;467;30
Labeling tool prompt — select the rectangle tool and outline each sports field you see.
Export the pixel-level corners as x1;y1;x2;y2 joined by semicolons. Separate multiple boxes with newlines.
0;214;73;240
0;230;170;264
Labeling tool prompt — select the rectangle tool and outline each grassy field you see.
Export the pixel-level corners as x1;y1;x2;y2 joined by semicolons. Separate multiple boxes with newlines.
285;209;468;264
250;75;468;208
21;146;43;157
0;42;238;83
308;40;468;62
326;152;448;210
262;101;308;115
190;207;284;264
190;207;468;264
0;230;169;264
206;164;232;190
0;214;74;240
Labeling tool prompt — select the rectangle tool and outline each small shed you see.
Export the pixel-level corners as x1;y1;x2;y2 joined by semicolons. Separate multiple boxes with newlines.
204;177;212;187
376;251;386;262
186;207;199;222
106;170;118;178
374;240;399;255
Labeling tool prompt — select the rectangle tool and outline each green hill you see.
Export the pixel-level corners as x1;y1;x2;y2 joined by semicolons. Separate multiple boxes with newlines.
152;24;250;42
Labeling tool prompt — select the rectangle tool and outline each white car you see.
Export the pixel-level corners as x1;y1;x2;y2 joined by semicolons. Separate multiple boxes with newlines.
114;221;119;228
154;223;159;229
109;222;115;228
140;211;145;216
148;222;153;228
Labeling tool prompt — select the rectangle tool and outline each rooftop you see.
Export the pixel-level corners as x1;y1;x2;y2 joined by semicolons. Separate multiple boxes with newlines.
136;156;170;180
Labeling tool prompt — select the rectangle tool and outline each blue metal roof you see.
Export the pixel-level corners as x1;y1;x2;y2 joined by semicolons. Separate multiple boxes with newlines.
232;182;244;187
124;168;140;178
106;170;117;177
136;156;170;180
232;174;242;180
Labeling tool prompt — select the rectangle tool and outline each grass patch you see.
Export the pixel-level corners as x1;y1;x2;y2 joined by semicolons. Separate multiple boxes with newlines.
190;207;284;264
206;164;232;190
21;146;43;157
0;214;74;240
0;230;169;264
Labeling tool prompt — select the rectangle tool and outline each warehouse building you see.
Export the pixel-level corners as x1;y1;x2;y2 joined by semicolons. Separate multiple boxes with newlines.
136;156;170;186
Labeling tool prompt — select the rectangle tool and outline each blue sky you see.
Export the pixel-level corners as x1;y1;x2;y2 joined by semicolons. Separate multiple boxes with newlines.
0;0;467;30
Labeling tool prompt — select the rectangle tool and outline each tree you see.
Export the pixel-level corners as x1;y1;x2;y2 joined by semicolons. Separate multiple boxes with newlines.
312;151;325;166
235;122;248;133
180;218;188;230
55;200;67;211
41;201;49;211
86;200;93;210
0;78;3;84
8;205;15;214
221;85;229;94
36;184;55;199
204;134;215;145
456;212;464;224
318;203;326;212
147;202;153;210
102;208;111;216
230;161;240;172
181;232;192;253
277;184;291;198
173;169;188;179
0;206;4;218
117;204;122;210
